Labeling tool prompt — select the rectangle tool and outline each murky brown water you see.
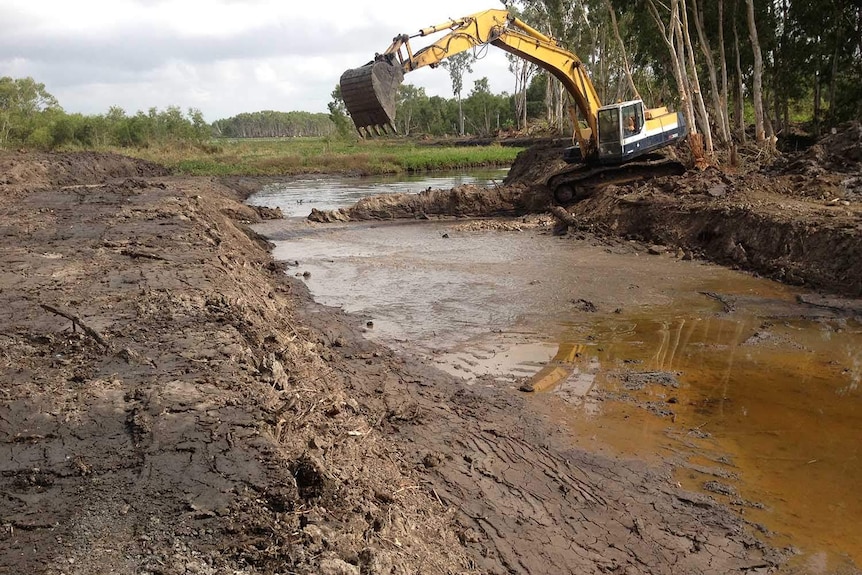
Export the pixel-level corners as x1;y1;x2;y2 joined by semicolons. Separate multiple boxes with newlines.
551;299;861;574
256;216;861;573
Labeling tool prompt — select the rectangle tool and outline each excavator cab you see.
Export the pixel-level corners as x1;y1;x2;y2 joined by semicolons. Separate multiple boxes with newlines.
596;101;645;163
596;100;686;164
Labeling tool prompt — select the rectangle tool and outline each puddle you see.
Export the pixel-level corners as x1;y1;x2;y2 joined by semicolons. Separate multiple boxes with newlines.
255;209;861;572
552;305;861;570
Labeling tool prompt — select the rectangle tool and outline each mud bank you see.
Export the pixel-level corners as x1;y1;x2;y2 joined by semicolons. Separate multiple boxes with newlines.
307;182;548;223
1;151;787;574
309;124;862;297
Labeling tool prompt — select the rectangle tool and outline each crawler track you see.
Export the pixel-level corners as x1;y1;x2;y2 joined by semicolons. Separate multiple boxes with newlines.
547;154;687;204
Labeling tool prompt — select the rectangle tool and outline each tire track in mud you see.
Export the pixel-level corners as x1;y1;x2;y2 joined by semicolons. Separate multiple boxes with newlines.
310;314;787;574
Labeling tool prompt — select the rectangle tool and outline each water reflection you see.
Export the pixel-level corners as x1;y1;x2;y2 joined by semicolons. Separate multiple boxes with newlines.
248;168;509;216
554;310;862;571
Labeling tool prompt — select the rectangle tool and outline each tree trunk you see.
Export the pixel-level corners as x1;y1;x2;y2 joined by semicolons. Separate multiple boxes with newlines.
647;0;703;165
519;60;532;129
557;82;565;132
692;0;729;146
718;0;731;142
647;0;695;133
670;0;703;143
603;0;640;101
827;27;840;124
680;0;713;153
744;0;766;144
732;14;746;142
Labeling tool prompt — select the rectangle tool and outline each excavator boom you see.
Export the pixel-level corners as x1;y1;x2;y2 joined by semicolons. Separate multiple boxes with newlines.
340;8;686;173
340;9;601;156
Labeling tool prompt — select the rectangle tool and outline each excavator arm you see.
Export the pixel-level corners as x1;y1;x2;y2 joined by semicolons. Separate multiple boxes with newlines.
340;9;601;157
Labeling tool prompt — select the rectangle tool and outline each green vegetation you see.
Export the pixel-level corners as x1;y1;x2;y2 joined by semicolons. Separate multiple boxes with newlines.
124;138;523;176
213;110;335;138
0;77;210;150
1;77;211;150
0;76;520;176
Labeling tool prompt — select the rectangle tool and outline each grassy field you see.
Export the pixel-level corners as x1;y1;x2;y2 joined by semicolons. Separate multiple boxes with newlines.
124;137;524;176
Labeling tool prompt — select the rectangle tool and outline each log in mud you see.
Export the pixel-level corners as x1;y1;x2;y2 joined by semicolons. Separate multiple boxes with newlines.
0;150;796;574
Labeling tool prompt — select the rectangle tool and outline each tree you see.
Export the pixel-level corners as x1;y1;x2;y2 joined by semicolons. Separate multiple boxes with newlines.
441;52;476;136
395;84;429;135
679;0;714;154
690;0;730;145
507;53;537;130
0;77;61;148
603;0;640;101
327;85;354;139
744;0;768;144
646;1;697;143
463;78;513;136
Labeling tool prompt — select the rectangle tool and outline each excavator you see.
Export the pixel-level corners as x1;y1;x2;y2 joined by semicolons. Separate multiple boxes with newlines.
339;9;687;203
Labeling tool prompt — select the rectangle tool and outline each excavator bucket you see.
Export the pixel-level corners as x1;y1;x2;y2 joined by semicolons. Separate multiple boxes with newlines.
340;58;404;137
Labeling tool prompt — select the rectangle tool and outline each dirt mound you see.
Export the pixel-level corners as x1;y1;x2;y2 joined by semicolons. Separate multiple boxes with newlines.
560;166;862;296
308;183;551;222
0;150;169;188
783;121;862;174
774;121;862;198
504;139;569;185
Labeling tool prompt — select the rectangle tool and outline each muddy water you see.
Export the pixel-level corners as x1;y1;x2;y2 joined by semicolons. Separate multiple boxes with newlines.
249;168;509;216
253;208;861;572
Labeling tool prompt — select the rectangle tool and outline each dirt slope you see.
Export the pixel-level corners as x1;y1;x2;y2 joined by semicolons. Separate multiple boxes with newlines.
1;151;787;574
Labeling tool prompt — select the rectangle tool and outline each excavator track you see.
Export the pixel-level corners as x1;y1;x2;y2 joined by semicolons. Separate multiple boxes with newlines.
546;154;686;205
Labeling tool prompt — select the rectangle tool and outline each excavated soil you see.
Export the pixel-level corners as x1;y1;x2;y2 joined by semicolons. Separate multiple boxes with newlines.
0;150;795;574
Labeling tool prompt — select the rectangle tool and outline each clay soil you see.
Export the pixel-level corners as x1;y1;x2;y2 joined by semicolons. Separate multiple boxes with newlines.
2;130;858;574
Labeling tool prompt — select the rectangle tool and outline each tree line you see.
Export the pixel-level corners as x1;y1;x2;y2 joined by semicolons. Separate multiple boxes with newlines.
213;110;335;138
2;0;858;152
0;77;213;150
0;77;338;150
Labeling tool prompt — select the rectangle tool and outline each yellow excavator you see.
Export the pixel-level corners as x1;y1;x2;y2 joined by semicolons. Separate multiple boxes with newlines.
340;9;687;203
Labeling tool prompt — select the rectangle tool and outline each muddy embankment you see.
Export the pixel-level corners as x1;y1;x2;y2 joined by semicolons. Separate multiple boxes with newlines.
1;150;788;574
310;122;862;298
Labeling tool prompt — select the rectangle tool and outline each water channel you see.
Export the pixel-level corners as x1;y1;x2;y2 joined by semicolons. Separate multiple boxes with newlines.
249;172;862;574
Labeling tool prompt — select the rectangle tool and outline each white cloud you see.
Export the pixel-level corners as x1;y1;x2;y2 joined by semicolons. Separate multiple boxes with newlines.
0;0;519;121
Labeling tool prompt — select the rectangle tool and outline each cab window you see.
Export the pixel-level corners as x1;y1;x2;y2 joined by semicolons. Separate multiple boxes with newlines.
598;108;621;144
622;103;644;136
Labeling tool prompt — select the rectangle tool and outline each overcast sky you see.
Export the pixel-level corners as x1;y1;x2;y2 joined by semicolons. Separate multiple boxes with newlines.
0;0;516;121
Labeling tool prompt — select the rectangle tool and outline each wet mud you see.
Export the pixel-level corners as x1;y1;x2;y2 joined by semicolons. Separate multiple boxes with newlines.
0;150;798;574
259;212;861;573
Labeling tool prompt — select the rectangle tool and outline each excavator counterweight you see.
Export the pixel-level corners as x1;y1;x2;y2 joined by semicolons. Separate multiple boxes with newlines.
340;57;403;136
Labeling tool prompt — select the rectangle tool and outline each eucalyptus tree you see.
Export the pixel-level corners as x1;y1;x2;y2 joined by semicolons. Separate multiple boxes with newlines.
395;84;429;136
0;77;61;148
441;52;477;136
